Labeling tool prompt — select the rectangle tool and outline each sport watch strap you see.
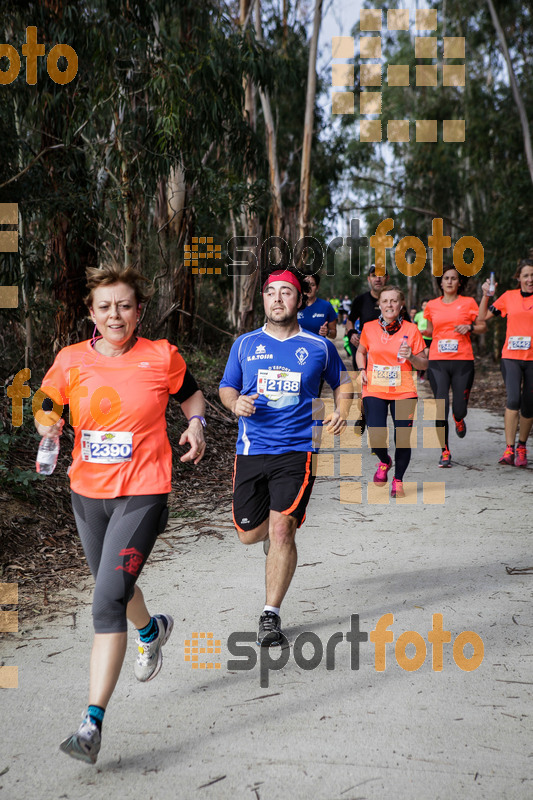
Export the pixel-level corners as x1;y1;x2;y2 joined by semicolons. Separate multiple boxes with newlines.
188;415;206;428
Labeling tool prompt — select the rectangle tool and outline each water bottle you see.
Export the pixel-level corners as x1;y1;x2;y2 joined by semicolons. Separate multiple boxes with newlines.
488;272;496;295
36;435;60;475
397;334;408;364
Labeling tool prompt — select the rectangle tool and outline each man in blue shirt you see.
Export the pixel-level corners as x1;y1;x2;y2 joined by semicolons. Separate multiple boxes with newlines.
219;269;351;646
297;273;337;338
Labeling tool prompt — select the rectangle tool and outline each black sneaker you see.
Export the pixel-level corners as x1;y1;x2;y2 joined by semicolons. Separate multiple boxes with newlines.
257;611;283;647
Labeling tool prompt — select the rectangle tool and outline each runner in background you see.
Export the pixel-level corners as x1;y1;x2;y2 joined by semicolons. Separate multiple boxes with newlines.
423;265;486;468
219;268;351;647
328;294;342;327
36;266;206;765
356;285;428;498
339;295;352;326
477;258;533;467
297;274;337;339
346;265;389;433
414;299;432;382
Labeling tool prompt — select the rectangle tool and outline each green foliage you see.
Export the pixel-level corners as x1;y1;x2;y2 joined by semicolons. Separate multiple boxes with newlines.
0;433;43;498
339;0;533;304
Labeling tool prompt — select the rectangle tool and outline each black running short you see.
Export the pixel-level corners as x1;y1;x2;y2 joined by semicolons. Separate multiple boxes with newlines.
232;452;315;532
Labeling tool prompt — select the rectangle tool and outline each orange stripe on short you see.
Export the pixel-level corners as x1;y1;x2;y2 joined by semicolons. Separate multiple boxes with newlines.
231;455;245;532
282;452;312;517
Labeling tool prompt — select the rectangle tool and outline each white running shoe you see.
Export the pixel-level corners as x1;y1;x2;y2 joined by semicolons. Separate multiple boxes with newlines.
134;614;174;682
59;717;101;765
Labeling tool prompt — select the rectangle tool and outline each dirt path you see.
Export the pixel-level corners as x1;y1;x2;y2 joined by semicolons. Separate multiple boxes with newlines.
1;381;531;799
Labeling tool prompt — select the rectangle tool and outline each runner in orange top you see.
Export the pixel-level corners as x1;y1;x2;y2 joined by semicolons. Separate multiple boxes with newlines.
35;266;206;765
423;264;486;467
357;285;428;498
40;337;188;498
477;258;533;467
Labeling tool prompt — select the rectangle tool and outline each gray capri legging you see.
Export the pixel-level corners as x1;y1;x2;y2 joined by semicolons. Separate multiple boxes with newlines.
71;491;169;634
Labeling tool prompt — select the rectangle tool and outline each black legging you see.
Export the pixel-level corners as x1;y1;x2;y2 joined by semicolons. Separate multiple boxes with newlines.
363;396;416;480
501;358;533;418
427;359;475;449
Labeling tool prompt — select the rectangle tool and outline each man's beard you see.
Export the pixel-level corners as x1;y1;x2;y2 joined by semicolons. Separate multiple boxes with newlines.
266;307;297;326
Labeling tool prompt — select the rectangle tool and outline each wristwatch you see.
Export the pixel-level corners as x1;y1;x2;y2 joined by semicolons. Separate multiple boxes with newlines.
188;415;206;428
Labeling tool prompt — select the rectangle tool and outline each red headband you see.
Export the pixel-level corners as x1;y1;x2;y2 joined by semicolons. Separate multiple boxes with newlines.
262;270;302;293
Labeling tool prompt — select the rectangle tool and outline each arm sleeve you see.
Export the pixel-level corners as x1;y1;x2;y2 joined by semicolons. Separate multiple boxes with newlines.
167;344;187;394
323;340;343;390
219;340;244;392
348;296;362;326
170;368;199;403
467;298;479;322
40;350;70;408
410;327;426;354
359;324;370;350
491;293;507;318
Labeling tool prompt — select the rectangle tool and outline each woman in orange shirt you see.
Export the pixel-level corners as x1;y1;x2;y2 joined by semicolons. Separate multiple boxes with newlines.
477;258;533;467
35;266;206;764
423;265;486;467
356;286;428;498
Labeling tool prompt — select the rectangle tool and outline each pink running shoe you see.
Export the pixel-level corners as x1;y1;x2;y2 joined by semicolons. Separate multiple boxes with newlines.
373;457;392;485
515;445;528;468
391;477;405;498
499;446;515;466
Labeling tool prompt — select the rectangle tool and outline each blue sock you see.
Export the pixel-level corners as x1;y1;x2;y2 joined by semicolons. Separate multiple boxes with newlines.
138;616;163;643
87;705;105;732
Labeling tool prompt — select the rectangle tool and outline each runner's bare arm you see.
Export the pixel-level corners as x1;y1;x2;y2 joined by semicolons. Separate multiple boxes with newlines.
477;279;498;322
324;378;353;434
179;390;206;464
406;346;429;370
355;342;368;385
219;386;259;417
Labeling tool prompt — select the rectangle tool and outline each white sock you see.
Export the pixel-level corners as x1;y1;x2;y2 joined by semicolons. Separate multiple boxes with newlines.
264;605;280;616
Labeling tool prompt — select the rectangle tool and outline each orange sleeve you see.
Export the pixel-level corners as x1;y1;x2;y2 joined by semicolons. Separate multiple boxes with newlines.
40;349;70;406
492;292;508;317
410;326;426;354
467;297;479;322
359;324;370;350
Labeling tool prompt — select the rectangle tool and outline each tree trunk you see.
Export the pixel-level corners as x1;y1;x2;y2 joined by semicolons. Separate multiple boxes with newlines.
255;0;284;238
486;0;533;186
298;0;323;242
236;0;261;334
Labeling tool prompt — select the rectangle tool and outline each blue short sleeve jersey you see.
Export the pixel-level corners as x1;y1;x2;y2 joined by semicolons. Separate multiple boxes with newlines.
297;298;337;335
219;326;346;455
